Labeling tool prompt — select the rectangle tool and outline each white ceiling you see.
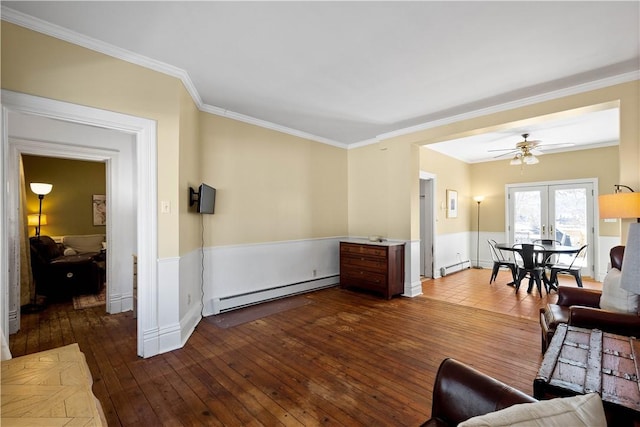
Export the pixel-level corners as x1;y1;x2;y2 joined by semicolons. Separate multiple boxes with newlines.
3;1;639;157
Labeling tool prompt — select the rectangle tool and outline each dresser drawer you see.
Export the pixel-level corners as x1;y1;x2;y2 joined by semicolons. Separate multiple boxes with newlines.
340;254;387;272
340;242;387;258
341;269;387;290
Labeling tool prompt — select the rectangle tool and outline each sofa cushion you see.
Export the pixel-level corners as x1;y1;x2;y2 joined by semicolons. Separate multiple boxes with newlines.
459;393;606;427
600;268;639;313
62;234;105;254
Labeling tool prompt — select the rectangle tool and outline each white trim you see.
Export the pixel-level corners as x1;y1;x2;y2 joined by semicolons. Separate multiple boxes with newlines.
3;5;637;151
374;71;640;144
1;90;159;358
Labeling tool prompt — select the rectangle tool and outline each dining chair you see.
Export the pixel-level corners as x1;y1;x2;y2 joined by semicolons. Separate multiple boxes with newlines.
548;244;589;288
512;243;547;296
487;240;517;284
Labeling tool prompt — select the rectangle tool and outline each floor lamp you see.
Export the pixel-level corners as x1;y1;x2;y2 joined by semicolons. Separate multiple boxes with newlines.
473;196;485;269
23;182;53;313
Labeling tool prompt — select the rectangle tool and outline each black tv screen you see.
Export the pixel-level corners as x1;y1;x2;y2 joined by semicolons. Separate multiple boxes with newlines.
197;183;216;214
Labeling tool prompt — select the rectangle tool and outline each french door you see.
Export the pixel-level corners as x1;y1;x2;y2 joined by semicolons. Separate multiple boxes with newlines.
507;181;595;277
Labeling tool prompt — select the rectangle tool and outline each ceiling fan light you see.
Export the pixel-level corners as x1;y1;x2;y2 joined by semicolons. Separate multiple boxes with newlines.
509;155;522;166
524;154;539;165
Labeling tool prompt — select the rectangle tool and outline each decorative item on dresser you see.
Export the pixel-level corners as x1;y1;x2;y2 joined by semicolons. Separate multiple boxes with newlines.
339;239;405;299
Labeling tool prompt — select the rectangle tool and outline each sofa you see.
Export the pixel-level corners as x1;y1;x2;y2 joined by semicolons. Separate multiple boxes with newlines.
421;358;606;426
540;245;640;352
29;235;105;299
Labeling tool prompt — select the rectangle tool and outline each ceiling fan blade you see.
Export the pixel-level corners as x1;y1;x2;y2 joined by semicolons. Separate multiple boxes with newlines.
487;147;519;153
493;151;518;159
536;143;575;149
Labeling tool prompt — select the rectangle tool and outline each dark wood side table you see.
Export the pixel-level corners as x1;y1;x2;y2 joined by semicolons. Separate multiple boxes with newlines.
534;324;640;426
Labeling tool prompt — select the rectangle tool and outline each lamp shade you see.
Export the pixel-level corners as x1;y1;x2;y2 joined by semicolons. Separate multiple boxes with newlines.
620;223;640;294
27;214;39;226
30;182;53;196
473;196;485;203
598;192;640;219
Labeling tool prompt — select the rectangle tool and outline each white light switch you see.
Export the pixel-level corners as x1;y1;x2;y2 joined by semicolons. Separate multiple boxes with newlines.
161;200;170;214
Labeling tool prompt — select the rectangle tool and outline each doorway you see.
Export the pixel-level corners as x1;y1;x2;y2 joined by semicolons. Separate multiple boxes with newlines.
507;179;596;278
2;90;158;357
420;173;436;278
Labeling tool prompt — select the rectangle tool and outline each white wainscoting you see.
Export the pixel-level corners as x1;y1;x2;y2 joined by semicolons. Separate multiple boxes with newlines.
204;237;342;315
433;232;472;278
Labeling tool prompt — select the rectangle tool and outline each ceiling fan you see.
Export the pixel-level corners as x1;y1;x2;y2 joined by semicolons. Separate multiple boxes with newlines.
489;133;574;166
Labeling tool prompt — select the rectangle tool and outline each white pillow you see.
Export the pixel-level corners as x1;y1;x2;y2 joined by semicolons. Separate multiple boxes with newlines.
459;393;606;427
600;268;639;313
63;248;78;256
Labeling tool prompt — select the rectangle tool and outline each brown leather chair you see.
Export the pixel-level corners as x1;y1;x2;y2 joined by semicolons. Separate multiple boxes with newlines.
539;245;640;352
29;236;103;300
421;358;535;426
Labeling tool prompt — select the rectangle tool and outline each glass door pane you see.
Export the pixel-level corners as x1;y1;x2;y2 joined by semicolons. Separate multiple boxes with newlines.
550;183;593;275
509;187;547;244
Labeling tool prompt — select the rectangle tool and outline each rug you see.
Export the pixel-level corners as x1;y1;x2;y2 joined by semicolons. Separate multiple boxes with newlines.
206;296;313;329
72;288;106;310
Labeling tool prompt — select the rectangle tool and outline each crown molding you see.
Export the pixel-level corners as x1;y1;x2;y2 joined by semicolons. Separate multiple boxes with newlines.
200;104;347;149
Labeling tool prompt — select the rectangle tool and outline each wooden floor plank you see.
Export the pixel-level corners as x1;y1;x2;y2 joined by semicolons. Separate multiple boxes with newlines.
6;269;603;426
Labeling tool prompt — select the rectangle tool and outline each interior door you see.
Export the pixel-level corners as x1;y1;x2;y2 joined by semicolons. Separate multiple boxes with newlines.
508;181;594;277
420;179;434;278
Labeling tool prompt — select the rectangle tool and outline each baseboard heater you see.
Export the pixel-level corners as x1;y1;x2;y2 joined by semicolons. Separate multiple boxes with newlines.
210;275;339;315
440;259;471;277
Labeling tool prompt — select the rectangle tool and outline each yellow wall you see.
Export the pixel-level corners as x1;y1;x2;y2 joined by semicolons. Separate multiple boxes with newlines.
2;22;183;257
467;146;620;235
22;155;106;237
199;114;348;246
418;148;472;235
178;84;202;254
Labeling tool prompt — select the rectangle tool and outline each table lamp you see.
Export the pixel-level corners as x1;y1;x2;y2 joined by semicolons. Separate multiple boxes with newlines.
598;184;640;294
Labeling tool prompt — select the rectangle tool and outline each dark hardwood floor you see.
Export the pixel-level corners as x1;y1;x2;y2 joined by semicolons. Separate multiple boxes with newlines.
8;268;602;426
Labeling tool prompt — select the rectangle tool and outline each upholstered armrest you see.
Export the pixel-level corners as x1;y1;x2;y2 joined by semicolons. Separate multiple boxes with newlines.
556;286;602;308
569;306;640;337
421;358;535;427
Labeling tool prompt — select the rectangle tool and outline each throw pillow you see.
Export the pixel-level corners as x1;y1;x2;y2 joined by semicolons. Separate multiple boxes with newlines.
459;393;606;427
600;268;639;313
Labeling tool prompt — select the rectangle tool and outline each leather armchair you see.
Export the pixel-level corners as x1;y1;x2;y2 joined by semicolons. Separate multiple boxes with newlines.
29;236;103;300
539;245;640;352
420;358;535;426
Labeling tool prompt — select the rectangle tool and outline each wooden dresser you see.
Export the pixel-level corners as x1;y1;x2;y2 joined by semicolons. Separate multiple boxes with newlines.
339;240;405;299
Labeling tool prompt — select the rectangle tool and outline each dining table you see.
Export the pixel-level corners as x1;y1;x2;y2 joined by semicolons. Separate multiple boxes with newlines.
494;242;581;291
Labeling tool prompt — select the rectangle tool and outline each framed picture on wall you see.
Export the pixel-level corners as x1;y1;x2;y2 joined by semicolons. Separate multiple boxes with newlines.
446;189;458;218
92;195;106;226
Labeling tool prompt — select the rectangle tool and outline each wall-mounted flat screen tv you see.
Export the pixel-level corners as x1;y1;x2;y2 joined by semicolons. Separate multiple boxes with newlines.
190;183;216;214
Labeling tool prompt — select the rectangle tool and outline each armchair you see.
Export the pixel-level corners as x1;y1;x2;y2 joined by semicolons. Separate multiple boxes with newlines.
420;358;535;426
539;245;640;352
29;236;103;300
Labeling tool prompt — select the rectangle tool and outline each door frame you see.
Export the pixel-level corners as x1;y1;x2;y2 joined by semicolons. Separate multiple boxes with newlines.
1;90;158;357
505;178;599;278
420;171;436;278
